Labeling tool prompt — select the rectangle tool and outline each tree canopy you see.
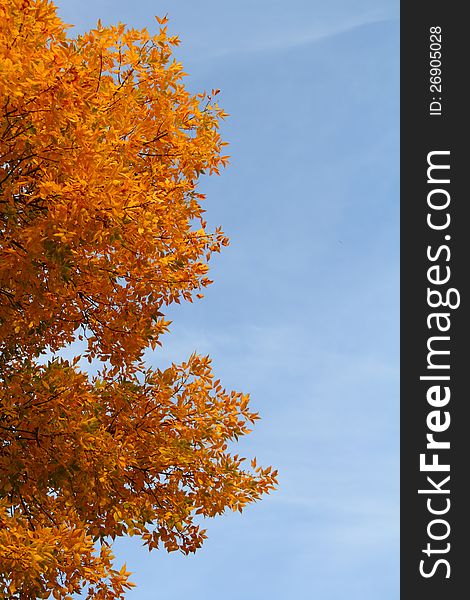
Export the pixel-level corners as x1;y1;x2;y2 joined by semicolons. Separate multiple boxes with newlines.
0;1;277;597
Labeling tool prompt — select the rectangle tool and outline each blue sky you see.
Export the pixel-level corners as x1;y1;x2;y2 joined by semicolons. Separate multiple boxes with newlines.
55;1;399;598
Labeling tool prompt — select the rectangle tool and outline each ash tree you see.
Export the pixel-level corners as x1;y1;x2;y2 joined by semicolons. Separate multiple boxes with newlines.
0;1;277;597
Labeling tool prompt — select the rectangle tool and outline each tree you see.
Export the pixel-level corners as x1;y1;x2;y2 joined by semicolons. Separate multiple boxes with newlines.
0;1;277;597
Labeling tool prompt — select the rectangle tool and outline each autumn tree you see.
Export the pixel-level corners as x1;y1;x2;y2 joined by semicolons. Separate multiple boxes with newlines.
0;1;277;597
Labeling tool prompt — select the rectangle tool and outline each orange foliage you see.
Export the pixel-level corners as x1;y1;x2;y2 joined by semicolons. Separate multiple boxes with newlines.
0;1;277;598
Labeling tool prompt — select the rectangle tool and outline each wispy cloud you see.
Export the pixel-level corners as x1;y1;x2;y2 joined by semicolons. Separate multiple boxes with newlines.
191;15;398;62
